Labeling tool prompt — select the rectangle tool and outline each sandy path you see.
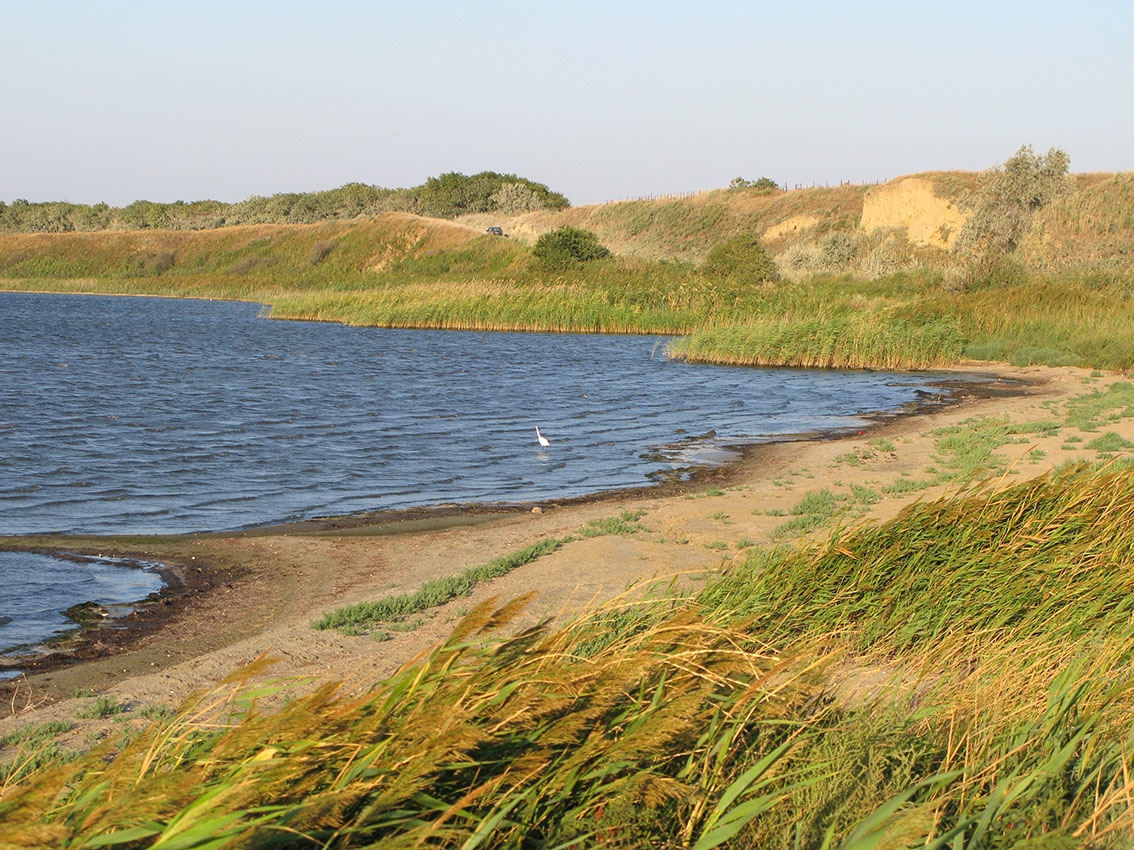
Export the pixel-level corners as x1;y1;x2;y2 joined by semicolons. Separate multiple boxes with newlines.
2;364;1131;749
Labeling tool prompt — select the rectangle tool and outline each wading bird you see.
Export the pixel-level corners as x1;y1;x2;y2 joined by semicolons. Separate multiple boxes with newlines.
536;426;551;448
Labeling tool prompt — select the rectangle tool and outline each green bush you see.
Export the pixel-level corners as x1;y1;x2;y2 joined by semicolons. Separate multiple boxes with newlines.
1087;432;1134;452
955;144;1071;285
532;226;611;271
420;171;569;218
728;176;778;192
701;234;779;282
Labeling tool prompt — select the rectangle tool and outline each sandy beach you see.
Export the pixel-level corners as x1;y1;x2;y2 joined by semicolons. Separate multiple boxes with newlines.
2;363;1130;749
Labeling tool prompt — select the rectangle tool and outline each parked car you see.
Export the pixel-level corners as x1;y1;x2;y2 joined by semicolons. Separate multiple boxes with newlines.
486;226;505;236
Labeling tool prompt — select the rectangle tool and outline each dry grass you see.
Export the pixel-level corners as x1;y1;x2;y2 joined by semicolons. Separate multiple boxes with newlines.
7;465;1134;846
1019;172;1134;274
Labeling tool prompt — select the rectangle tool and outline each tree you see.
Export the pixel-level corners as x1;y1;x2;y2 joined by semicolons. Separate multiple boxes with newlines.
701;234;779;282
532;226;610;271
418;172;570;219
728;176;779;192
954;145;1071;284
118;200;170;230
490;182;545;214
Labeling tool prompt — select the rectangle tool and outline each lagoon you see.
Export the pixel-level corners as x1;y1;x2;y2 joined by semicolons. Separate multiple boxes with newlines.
0;292;967;536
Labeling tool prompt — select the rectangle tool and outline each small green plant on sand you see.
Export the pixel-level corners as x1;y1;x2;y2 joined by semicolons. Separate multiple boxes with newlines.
836;447;875;466
75;696;127;720
1065;382;1134;430
1088;432;1134;452
772;488;841;538
849;483;881;505
314;537;565;634
580;510;647;537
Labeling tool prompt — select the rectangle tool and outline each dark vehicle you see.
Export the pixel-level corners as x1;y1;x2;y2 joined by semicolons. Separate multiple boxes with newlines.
486;226;505;236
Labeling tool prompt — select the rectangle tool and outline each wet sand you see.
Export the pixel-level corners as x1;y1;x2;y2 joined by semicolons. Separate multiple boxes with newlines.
2;365;1126;746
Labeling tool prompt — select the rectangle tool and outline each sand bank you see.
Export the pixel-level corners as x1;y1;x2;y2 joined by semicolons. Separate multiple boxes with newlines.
3;364;1129;748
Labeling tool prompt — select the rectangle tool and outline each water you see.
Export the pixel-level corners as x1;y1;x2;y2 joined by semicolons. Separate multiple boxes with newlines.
0;291;975;654
0;552;164;659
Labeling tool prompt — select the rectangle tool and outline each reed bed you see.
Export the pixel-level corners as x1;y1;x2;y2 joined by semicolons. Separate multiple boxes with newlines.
668;315;965;370
5;211;1134;371
6;466;1134;846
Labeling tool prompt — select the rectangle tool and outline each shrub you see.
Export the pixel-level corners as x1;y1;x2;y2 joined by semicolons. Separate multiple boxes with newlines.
125;250;174;276
490;182;545;214
818;232;858;269
955;145;1071;285
420;172;569;218
701;234;779;282
306;240;336;266
532;226;611;271
728;176;779;192
226;256;278;275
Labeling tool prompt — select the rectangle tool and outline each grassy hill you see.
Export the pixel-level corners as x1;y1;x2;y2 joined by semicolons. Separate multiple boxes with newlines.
2;166;1134;371
460;170;1134;281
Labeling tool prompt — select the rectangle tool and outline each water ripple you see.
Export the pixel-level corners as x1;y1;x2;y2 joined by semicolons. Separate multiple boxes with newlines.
0;292;976;536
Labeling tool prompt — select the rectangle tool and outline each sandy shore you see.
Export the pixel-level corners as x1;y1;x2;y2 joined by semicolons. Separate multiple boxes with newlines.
2;364;1130;748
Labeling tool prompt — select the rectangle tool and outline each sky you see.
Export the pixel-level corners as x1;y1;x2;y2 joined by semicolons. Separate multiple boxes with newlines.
4;0;1132;207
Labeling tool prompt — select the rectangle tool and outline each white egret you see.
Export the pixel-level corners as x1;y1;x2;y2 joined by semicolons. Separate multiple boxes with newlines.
535;426;551;448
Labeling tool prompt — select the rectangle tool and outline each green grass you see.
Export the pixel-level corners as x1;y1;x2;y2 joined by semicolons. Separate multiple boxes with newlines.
313;537;566;634
74;696;127;720
702;463;1134;652
1088;431;1134;452
579;509;647;537
314;512;649;635
6;222;1134;371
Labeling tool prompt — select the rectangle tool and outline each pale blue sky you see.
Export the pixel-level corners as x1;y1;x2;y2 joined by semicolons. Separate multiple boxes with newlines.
4;0;1131;207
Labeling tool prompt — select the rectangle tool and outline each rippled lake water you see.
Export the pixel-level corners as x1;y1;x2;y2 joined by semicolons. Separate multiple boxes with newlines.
0;551;163;661
0;291;976;655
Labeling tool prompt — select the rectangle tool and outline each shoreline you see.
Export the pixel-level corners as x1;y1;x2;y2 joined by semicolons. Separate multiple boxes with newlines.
0;366;1025;706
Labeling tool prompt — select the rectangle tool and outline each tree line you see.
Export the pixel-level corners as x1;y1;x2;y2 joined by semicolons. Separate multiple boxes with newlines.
0;171;570;233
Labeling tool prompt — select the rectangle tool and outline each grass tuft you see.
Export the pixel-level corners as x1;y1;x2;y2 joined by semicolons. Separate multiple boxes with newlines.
313;537;564;633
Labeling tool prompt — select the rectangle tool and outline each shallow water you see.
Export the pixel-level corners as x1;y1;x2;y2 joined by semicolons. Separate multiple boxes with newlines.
0;551;164;656
0;291;977;655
